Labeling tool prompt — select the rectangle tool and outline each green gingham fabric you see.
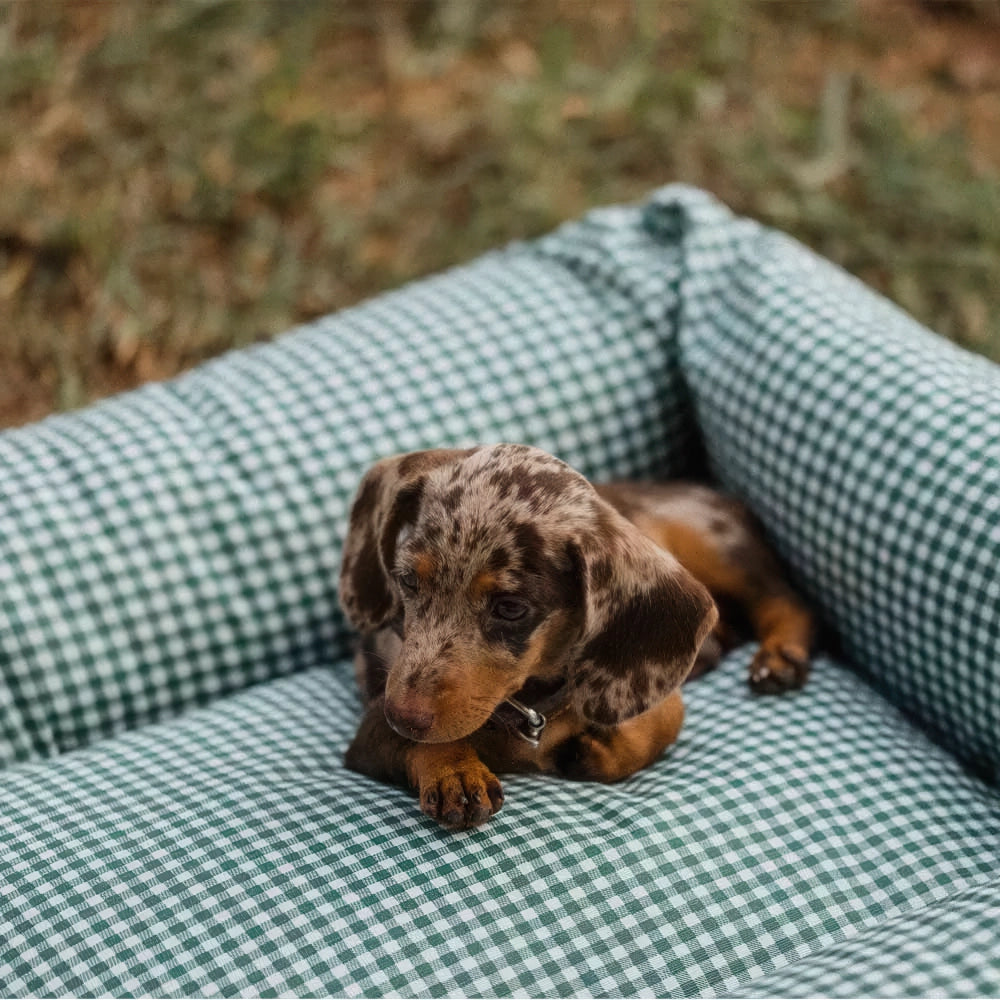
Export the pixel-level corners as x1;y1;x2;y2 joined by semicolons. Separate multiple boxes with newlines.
671;189;1000;783
729;877;1000;998
1;656;998;997
1;185;999;996
0;202;697;767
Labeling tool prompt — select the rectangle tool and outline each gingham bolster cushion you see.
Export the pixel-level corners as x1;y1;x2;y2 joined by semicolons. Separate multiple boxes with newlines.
671;189;1000;783
0;196;699;767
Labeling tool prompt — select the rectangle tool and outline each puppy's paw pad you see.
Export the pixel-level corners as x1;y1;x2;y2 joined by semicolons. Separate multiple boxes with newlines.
749;645;810;694
418;761;503;830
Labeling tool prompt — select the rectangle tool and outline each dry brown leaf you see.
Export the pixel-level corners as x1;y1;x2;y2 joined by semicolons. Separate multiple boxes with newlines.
0;256;33;302
499;40;541;79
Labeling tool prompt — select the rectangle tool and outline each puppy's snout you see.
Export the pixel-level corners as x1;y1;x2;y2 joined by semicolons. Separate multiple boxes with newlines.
385;698;435;741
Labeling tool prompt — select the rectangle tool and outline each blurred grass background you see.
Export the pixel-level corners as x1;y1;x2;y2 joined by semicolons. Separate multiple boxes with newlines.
1;0;999;427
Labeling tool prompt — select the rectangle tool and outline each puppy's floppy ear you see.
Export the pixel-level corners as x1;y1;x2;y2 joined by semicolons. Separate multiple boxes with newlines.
338;448;473;632
568;508;718;727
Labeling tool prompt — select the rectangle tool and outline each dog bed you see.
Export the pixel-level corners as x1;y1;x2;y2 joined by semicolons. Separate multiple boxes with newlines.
1;185;998;997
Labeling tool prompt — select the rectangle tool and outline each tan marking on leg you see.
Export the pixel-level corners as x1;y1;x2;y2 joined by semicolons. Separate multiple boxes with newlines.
545;690;685;783
752;593;813;660
406;741;504;829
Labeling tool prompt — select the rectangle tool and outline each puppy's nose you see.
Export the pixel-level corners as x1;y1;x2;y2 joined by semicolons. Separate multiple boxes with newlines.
385;700;435;740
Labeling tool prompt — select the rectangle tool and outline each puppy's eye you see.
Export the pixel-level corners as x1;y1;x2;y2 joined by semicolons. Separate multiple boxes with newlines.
492;597;530;622
397;569;419;593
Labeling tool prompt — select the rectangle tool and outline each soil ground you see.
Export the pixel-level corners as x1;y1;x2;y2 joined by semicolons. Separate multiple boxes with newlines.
1;0;998;427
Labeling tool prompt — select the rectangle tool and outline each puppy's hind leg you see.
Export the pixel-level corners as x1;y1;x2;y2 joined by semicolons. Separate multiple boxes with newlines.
608;484;815;694
742;584;814;694
692;510;814;694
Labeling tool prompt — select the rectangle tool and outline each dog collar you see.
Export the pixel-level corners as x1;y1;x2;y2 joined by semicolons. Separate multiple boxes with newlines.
493;680;568;748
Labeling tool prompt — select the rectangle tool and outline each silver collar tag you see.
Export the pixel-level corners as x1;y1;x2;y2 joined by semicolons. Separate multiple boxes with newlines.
502;697;546;748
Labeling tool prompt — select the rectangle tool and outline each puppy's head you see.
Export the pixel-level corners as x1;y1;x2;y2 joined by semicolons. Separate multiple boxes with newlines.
339;445;716;743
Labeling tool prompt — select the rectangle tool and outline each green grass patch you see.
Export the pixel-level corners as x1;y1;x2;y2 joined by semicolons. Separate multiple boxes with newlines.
0;0;997;424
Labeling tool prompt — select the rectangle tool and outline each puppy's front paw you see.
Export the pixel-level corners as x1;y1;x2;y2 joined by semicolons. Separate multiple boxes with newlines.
749;644;810;694
407;744;504;830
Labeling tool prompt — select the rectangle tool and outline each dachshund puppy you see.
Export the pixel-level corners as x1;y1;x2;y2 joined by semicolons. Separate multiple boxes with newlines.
339;444;813;830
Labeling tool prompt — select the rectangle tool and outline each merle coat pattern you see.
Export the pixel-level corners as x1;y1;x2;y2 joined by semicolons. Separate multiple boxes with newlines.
340;444;813;830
